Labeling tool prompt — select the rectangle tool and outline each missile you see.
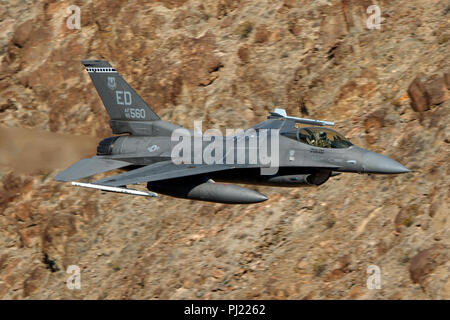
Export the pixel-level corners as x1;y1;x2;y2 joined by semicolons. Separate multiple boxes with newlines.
269;108;335;126
71;181;158;197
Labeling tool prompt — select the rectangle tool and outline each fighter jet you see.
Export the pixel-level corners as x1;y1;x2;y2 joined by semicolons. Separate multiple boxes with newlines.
55;60;410;204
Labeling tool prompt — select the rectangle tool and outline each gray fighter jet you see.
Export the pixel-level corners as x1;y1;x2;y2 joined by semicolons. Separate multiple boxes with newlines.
55;60;410;204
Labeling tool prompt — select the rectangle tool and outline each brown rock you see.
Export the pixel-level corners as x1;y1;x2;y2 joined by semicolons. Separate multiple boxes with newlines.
1;258;20;288
243;108;254;122
0;254;9;271
18;24;53;67
237;45;250;64
14;204;31;221
341;0;374;32
20;226;40;248
319;14;347;51
23;266;48;297
12;20;34;47
424;75;449;106
268;28;283;44
234;21;254;39
336;79;376;102
275;288;288;299
41;213;77;270
0;282;7;299
408;75;430;112
408;74;449;112
295;258;308;273
326;254;351;281
348;287;361;299
220;16;234;29
341;0;354;31
254;24;270;44
394;207;414;232
388;292;403;300
216;0;241;19
332;43;353;63
155;0;188;9
212;269;225;279
288;22;302;36
0;173;28;213
0;99;17;112
409;244;447;285
445;72;450;89
327;269;345;281
283;0;296;9
364;109;385;133
179;32;222;87
237;66;273;100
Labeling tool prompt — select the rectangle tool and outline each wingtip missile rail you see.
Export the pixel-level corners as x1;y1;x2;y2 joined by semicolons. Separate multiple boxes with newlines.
269;108;335;126
71;181;158;197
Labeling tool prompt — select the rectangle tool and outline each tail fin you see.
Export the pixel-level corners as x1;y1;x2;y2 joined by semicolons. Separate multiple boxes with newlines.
83;60;177;136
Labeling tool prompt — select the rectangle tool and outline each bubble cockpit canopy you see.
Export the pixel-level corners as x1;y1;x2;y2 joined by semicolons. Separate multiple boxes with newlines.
282;127;353;149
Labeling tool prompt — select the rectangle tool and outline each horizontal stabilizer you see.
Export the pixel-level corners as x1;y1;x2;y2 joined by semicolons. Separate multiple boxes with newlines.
54;157;130;182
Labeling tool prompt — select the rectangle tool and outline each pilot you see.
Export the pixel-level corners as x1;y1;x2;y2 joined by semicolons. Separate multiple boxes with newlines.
318;131;331;148
304;129;317;146
306;135;316;146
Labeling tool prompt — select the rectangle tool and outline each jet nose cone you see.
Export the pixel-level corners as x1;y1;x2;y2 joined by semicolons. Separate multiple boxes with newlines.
362;151;410;174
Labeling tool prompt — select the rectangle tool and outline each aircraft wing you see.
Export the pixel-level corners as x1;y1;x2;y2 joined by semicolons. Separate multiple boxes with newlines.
93;160;234;187
54;157;131;182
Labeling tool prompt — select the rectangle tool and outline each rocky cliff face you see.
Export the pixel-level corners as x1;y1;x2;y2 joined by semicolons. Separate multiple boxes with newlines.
0;0;448;299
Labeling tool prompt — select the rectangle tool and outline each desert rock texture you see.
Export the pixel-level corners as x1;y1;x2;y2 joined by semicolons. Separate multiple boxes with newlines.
0;0;449;299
